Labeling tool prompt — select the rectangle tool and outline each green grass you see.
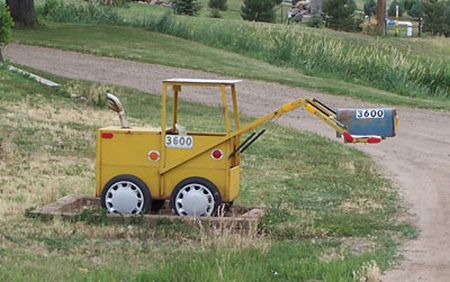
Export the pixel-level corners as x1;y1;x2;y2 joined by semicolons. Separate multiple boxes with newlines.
12;22;450;111
118;2;170;21
0;65;414;280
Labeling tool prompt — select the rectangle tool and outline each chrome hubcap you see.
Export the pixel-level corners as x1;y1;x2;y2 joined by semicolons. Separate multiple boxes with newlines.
105;181;144;214
174;183;214;216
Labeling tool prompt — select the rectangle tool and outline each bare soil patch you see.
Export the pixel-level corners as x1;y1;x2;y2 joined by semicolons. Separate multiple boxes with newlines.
6;43;450;281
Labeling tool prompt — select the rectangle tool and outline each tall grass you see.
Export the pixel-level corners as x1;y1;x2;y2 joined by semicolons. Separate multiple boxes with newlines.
148;15;449;98
37;0;122;24
36;0;449;99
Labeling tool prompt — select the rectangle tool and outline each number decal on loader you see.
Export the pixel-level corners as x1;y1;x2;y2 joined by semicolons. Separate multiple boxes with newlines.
356;109;385;119
165;135;193;149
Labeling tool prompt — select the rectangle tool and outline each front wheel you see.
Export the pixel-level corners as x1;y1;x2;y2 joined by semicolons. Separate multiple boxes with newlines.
101;175;151;214
170;177;222;216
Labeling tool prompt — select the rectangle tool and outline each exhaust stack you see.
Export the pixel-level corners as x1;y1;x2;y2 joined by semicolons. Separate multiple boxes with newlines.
107;93;130;128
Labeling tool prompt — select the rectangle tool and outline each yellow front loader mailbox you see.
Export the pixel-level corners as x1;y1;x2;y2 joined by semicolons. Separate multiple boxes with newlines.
96;79;398;216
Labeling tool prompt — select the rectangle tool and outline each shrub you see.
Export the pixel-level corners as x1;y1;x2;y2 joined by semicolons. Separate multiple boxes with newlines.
0;2;13;61
208;0;227;11
171;0;202;16
323;0;361;32
306;13;324;28
112;0;130;8
0;2;12;44
241;0;276;22
210;8;221;18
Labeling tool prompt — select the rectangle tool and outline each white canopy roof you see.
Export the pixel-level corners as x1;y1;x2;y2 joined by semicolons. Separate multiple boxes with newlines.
163;78;242;85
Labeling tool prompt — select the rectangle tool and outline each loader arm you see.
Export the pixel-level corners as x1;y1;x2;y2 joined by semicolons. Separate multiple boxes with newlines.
160;98;366;175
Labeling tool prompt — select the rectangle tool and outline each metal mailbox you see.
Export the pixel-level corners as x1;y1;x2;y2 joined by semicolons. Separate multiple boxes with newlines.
336;108;397;138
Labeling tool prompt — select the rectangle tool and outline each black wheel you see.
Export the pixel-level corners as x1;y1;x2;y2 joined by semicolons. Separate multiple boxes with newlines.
101;175;151;214
150;200;165;212
170;177;222;216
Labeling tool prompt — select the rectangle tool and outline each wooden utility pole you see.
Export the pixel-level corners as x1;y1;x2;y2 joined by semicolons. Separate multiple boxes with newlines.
376;0;386;36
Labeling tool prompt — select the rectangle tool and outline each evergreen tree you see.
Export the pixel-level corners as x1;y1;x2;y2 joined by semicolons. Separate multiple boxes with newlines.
423;0;450;36
444;4;450;36
388;0;405;17
402;0;415;13
409;0;423;18
363;0;377;22
323;0;361;32
241;0;276;22
171;0;202;16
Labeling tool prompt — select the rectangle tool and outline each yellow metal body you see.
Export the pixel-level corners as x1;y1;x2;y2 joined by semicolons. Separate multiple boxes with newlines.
96;127;241;202
96;79;395;205
96;79;243;203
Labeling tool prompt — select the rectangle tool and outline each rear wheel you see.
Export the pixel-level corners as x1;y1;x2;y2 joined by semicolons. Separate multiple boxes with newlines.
170;177;222;216
101;175;151;214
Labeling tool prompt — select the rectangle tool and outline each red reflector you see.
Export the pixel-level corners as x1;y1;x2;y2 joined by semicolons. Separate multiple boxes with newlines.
367;137;381;144
343;132;354;142
211;149;223;160
101;132;114;139
147;150;160;162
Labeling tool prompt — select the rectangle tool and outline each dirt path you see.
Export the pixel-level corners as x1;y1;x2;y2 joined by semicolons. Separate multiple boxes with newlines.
5;44;450;281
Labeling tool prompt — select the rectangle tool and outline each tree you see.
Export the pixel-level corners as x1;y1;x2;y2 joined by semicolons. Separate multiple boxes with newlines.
171;0;202;16
0;2;13;62
402;0;415;12
409;0;423;18
423;0;450;36
444;2;450;36
208;0;227;11
363;0;377;22
6;0;37;27
241;0;276;22
388;0;405;17
323;0;361;32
